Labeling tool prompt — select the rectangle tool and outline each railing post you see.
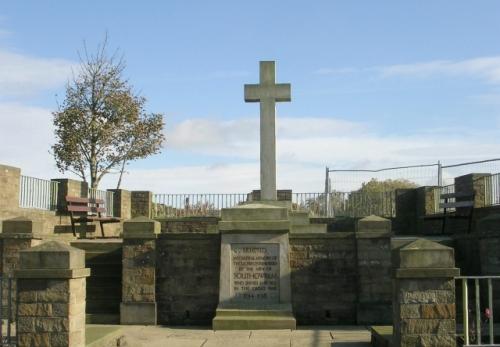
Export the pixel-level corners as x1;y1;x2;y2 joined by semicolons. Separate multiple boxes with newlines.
462;278;469;345
488;278;494;344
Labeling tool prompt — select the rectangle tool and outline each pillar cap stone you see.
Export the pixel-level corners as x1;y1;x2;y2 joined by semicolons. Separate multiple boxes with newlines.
356;215;391;233
1;217;43;237
123;216;160;238
399;238;455;267
16;241;90;279
477;213;500;234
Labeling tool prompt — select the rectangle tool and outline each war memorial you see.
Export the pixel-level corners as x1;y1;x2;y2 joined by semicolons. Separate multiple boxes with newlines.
0;61;499;346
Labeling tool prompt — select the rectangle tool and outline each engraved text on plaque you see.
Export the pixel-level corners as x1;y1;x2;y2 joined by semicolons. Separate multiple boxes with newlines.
231;243;280;303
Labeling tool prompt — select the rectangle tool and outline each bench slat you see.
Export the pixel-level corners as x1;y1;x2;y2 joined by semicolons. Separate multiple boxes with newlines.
68;206;106;213
66;196;105;204
440;201;474;209
440;192;474;199
67;206;91;212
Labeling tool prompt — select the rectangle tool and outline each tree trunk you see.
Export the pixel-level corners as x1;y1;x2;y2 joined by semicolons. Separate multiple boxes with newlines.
116;159;127;189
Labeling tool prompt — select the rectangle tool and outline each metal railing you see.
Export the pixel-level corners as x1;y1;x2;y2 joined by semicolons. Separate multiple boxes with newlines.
152;191;398;219
458;276;500;346
0;277;16;346
484;173;500;207
19;176;58;211
433;183;456;213
153;193;248;218
293;191;396;218
88;189;114;217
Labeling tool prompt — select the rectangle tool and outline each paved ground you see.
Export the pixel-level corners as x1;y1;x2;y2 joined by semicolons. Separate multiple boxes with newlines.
114;325;372;347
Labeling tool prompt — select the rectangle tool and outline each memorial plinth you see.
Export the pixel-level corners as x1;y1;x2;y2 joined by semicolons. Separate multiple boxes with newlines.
213;203;296;330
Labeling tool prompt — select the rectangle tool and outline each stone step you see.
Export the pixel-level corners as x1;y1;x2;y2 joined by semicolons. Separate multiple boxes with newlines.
221;203;288;221
213;314;296;330
290;224;327;233
216;304;293;317
288;211;310;226
86;314;120;325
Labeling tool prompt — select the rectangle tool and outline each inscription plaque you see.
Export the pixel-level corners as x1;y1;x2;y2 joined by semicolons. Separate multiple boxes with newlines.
231;243;280;303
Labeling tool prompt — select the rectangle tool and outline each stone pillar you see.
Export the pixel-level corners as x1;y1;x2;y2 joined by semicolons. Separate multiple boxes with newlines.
108;189;131;219
52;178;88;212
0;218;42;317
16;241;90;347
477;214;500;316
394;188;417;235
0;164;21;218
455;173;490;210
121;216;159;325
393;239;459;347
355;215;392;324
131;191;153;218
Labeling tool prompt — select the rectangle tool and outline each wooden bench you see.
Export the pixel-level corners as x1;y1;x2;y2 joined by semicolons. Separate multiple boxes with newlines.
423;191;475;234
66;196;120;237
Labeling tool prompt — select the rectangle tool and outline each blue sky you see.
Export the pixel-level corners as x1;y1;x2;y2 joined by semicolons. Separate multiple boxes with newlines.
1;1;500;192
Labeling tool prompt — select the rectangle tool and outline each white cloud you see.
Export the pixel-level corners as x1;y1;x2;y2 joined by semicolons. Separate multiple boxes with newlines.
379;56;500;83
0;49;75;98
316;56;500;84
0;103;57;177
3;110;500;193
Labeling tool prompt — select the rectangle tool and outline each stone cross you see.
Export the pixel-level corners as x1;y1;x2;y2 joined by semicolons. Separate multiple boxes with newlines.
244;61;291;201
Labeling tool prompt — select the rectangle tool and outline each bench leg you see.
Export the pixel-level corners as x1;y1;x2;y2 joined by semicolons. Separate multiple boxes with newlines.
99;221;105;238
70;219;77;237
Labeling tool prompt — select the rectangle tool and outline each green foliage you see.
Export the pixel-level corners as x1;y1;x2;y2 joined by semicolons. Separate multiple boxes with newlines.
356;178;418;193
52;38;165;188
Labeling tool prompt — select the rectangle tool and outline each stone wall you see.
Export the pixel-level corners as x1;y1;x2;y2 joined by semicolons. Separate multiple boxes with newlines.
131;191;153;218
154;230;394;326
289;233;358;324
156;233;221;325
158;217;220;233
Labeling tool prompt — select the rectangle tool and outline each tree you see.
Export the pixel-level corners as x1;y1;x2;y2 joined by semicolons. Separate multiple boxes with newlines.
343;178;417;217
52;38;165;189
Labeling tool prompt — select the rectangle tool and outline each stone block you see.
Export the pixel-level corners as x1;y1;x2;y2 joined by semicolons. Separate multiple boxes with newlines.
19;241;85;270
120;302;157;325
221;203;288;221
131;191;153;218
123;216;160;238
398;239;455;269
356;215;392;233
477;213;500;234
2;217;42;234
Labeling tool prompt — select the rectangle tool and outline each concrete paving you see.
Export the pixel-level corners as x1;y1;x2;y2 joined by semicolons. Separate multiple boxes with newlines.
110;325;371;347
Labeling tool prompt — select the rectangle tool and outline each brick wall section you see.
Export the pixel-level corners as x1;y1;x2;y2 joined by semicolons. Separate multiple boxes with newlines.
131;191;153;218
156;233;220;325
158;217;220;233
395;278;456;346
108;189;131;219
393;239;459;347
356;233;392;324
17;277;87;346
289;233;358;324
122;239;156;302
16;241;89;347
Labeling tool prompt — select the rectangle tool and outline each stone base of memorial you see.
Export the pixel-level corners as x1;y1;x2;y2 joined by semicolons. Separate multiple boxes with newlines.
212;202;296;330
